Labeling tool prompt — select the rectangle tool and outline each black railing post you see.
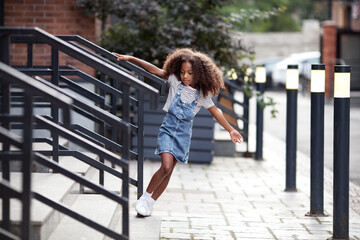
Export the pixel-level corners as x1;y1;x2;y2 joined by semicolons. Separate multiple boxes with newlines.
0;0;4;27
0;33;9;64
22;93;33;240
51;47;59;163
1;82;10;231
0;33;11;231
27;42;33;68
285;64;298;192
307;64;327;217
121;83;130;238
243;91;250;154
242;68;252;158
255;65;266;160
137;74;145;199
111;77;117;170
330;65;351;240
99;73;106;185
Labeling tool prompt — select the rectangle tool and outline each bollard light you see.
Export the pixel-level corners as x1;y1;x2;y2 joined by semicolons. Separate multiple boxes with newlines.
331;65;351;240
307;64;327;217
334;65;351;98
311;64;326;93
286;65;299;90
255;65;266;160
255;65;266;83
285;64;298;192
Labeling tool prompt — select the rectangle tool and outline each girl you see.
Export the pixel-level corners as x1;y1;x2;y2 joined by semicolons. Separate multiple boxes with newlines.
113;48;242;217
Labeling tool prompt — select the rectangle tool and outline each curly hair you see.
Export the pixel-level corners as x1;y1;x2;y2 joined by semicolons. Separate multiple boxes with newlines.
162;48;224;97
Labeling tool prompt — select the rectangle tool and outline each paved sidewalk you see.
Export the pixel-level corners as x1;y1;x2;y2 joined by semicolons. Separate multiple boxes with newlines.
131;131;360;240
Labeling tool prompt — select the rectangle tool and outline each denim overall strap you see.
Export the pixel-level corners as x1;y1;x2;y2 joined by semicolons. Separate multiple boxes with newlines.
177;82;184;91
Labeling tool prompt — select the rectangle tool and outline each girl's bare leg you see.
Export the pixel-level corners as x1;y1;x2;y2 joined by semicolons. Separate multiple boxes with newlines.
151;164;175;200
145;152;177;199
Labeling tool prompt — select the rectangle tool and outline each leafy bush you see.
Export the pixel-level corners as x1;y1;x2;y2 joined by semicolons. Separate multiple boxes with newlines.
78;0;255;71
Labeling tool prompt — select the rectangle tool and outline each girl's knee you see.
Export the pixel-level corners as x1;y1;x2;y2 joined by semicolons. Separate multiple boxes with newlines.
159;152;177;176
160;163;173;176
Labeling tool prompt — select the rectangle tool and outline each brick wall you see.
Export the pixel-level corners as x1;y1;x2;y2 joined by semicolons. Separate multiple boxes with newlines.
4;0;97;75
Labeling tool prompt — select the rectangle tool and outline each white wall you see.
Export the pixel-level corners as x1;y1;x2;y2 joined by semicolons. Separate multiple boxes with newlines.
236;20;321;62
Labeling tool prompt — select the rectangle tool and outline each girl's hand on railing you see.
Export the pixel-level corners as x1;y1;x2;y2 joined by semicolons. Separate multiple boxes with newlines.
230;130;243;144
112;52;132;61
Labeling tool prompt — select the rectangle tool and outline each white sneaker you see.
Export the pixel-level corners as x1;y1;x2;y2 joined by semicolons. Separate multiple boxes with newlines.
135;198;152;217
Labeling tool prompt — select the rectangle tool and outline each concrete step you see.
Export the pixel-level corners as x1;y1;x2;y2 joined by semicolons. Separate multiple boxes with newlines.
58;153;97;176
0;153;97;240
0;172;76;240
47;194;119;240
83;164;124;194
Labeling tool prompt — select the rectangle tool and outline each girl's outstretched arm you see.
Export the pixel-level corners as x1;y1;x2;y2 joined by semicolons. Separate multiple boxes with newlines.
112;52;167;79
207;105;243;144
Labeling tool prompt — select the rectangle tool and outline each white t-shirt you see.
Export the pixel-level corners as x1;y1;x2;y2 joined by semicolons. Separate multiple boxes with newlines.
162;74;215;115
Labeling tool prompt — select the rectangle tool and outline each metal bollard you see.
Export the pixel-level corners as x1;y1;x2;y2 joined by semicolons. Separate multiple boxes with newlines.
328;65;352;240
285;65;298;192
255;65;266;160
306;64;328;216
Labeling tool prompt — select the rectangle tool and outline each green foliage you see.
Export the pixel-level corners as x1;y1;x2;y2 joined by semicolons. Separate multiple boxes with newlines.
77;0;114;23
256;93;278;118
221;0;327;32
97;0;255;71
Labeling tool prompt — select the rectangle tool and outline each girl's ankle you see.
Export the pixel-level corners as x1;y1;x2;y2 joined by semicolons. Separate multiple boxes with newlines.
143;191;152;199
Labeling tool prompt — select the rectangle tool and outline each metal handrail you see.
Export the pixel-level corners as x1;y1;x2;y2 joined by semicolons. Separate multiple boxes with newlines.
0;27;160;104
5;28;146;199
4;27;147;188
0;64;131;239
0;64;71;239
55;35;167;96
10;34;167;95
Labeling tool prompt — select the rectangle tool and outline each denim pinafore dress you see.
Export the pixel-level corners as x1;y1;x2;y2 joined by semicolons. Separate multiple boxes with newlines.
155;83;200;164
